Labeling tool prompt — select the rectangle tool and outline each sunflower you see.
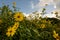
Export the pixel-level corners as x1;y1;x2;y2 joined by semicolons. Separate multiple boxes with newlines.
6;27;16;37
12;22;19;30
53;30;59;38
40;24;46;28
14;12;24;21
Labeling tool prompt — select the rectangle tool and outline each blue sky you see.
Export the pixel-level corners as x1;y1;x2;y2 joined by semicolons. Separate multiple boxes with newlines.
0;0;54;13
0;0;60;17
0;0;39;13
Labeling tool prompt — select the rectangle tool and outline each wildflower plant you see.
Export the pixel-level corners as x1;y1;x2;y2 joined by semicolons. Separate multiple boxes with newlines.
0;3;60;40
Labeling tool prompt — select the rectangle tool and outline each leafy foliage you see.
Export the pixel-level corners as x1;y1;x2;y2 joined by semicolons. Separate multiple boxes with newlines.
0;5;60;40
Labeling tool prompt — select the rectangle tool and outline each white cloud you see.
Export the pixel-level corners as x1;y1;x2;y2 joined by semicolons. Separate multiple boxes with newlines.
44;13;56;18
30;0;60;17
54;5;56;8
23;13;29;17
53;0;60;9
30;0;54;9
31;0;60;10
35;0;53;7
53;0;60;3
53;0;60;16
36;0;60;16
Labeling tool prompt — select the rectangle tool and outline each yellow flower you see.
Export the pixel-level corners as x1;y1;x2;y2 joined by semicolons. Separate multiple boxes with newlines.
53;33;59;38
12;22;19;30
53;30;56;34
40;24;46;28
53;30;59;39
6;27;16;37
6;22;19;37
14;12;24;21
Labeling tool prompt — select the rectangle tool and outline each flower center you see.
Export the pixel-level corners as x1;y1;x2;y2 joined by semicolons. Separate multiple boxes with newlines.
17;16;20;18
10;30;12;33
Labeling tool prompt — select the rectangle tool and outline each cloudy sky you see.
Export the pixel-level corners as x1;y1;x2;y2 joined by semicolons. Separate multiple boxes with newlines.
0;0;60;17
